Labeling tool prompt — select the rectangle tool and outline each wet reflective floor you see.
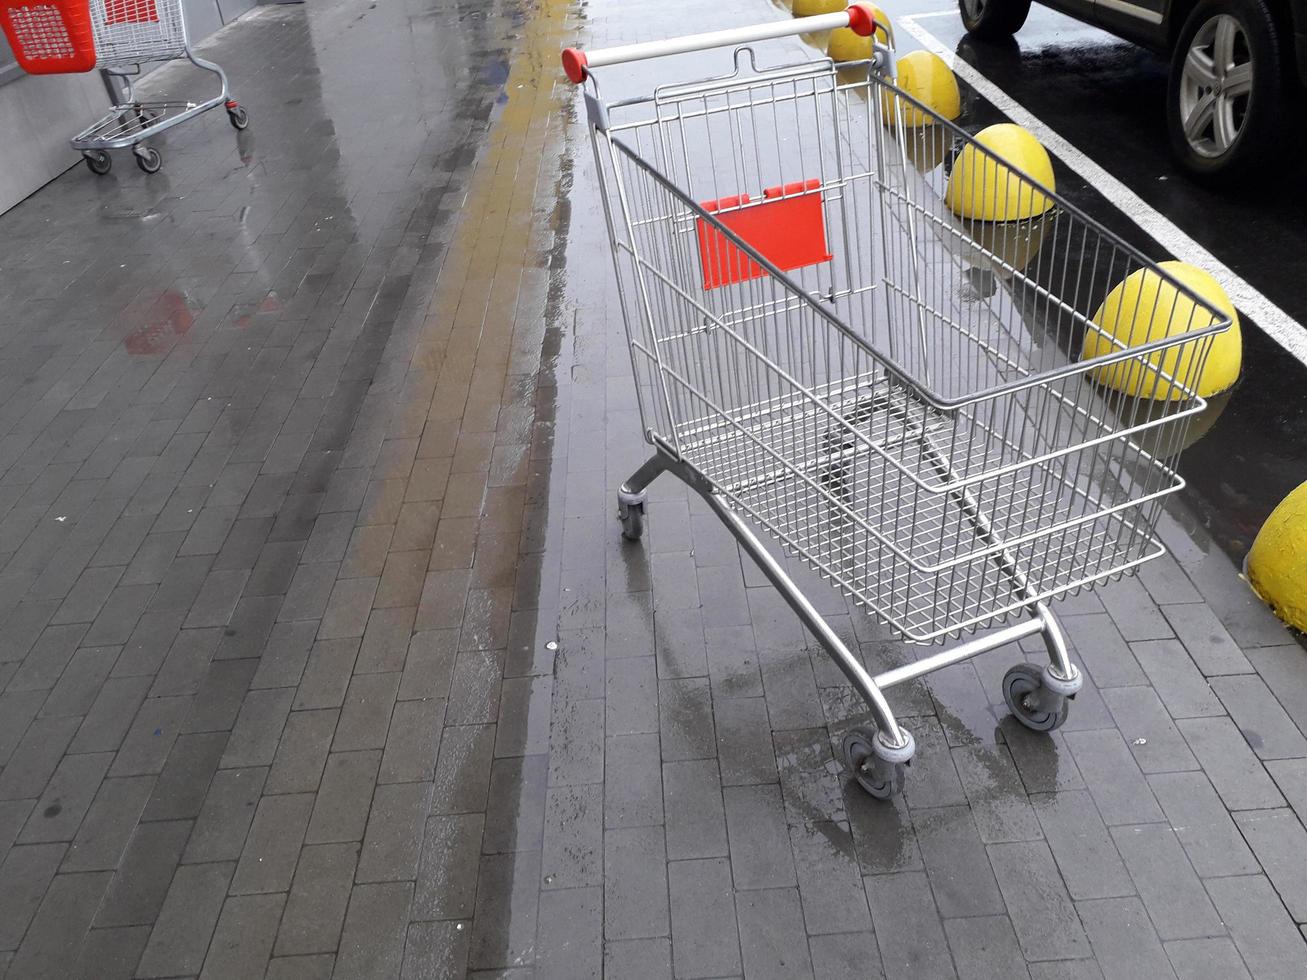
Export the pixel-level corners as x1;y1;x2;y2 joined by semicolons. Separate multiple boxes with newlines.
0;0;1305;978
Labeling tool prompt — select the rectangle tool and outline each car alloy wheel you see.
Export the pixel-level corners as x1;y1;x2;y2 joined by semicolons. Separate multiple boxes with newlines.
1179;14;1254;158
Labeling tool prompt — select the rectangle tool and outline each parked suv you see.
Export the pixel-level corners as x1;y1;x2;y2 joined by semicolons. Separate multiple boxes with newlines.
959;0;1305;179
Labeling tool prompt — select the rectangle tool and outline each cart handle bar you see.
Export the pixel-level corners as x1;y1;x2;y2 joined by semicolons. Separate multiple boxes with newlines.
561;3;876;82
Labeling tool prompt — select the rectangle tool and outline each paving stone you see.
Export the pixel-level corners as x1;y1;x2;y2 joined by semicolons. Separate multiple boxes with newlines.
1210;673;1307;760
989;840;1091;960
733;886;813;980
789;819;872;935
335;881;413;980
1164;937;1251;980
604;732;663;829
944;914;1031;980
1266;757;1307;823
1160;604;1253;676
333;671;400;751
357;781;434;882
723;783;795;890
70;925;151;980
7;870;110;980
293;638;360;711
666;858;741;978
903;717;968;809
0;715;80;800
604;938;672;980
221;687;294;769
605;826;669;941
445;647;503;726
1232;807;1307;922
9;623;89;692
1063;729;1165;826
541;784;602;891
275;842;358;957
18;751;112;843
1244;645;1307;734
663;759;728;861
134;861;234;977
0;799;33;859
535;887;602;980
715;696;777;786
659;677;716;761
411;812;483;922
431;724;495;816
807;930;884;980
468;850;541;969
1032;790;1133;900
231;793;314;894
398;629;458;701
548;694;603;788
111;611;184;678
1131;640;1223;718
1205;874;1306;980
1102;685;1199;774
952;743;1043;843
1146;770;1260;878
1101;577;1176;642
0;843;66;951
1078;896;1176;980
495;675;551;758
864;871;956;980
914;805;1006;918
266;709;339;794
1110;823;1222;940
1176;716;1285;810
184;767;266;864
846;784;923;875
306;750;381;844
401;920;472;980
380;697;444;784
606;656;658;736
140;731;228;824
198;892;283;980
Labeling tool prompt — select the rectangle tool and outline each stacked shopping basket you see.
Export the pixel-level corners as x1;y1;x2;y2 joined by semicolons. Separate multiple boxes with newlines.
0;0;247;174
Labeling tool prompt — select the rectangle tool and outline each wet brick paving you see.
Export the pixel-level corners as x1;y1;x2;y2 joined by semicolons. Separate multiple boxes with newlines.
0;0;1305;977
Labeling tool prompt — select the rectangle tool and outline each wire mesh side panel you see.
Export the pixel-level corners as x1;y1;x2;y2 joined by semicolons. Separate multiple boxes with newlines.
90;0;186;66
590;63;1229;641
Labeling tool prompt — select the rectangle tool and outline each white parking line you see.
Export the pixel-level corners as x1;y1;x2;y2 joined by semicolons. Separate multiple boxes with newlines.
901;12;1307;368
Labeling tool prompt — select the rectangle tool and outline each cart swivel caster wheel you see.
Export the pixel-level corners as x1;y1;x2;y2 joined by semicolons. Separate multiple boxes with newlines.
1003;662;1070;732
227;105;249;130
134;147;162;174
618;500;645;541
84;151;112;176
841;726;907;800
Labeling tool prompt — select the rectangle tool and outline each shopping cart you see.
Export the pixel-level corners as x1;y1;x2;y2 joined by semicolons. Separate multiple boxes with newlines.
562;4;1230;797
0;0;247;175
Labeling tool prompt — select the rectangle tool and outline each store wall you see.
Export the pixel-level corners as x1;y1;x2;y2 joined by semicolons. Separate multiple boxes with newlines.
0;0;260;215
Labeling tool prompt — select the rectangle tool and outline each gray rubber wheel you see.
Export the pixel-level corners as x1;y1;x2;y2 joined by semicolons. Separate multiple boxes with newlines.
841;726;906;800
619;503;644;541
84;150;112;176
134;147;162;174
1002;662;1070;732
228;105;249;130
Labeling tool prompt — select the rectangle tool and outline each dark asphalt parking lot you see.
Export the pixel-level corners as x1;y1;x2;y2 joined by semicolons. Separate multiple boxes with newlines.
892;2;1307;562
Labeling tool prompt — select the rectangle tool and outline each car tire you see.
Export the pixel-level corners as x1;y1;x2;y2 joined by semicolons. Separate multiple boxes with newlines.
959;0;1032;39
1166;0;1291;181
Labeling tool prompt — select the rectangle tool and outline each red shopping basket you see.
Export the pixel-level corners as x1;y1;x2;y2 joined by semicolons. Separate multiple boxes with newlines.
0;0;96;74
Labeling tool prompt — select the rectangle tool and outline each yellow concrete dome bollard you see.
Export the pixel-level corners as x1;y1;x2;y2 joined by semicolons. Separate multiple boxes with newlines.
1247;480;1307;633
879;51;961;128
946;123;1054;221
1081;260;1242;400
793;0;844;16
828;6;892;61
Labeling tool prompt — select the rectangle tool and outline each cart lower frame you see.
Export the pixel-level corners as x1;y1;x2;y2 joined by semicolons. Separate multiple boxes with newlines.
617;443;1082;796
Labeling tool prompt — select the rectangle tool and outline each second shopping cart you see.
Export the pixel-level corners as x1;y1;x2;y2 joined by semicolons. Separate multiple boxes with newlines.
562;4;1229;797
0;0;247;174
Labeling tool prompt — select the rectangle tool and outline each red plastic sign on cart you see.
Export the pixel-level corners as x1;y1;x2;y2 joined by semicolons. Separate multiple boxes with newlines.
695;179;833;290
